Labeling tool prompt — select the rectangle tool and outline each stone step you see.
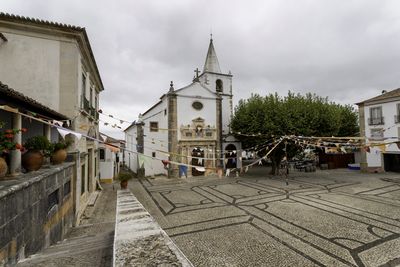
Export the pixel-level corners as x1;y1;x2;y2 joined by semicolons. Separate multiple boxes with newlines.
17;231;113;265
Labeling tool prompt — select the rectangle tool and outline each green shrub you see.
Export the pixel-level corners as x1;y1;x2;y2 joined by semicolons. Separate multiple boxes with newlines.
117;172;133;182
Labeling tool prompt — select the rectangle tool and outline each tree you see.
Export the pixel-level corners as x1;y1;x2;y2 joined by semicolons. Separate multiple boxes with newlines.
230;92;359;174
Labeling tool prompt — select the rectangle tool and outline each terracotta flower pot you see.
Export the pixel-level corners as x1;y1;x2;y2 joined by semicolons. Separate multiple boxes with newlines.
22;150;44;172
0;157;8;178
120;180;128;189
51;149;67;165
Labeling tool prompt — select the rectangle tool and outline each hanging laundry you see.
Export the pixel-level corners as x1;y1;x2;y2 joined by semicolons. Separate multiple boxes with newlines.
225;169;231;177
161;160;169;170
179;165;188;178
232;158;236;164
138;154;146;168
224;158;228;165
195;166;205;172
198;158;203;165
245;166;249;173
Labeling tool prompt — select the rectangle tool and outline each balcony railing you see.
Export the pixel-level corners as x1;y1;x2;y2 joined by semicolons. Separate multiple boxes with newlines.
395;115;400;124
368;117;384;125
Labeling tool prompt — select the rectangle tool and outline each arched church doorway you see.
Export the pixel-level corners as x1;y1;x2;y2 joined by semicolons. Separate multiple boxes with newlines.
225;144;237;168
192;147;205;176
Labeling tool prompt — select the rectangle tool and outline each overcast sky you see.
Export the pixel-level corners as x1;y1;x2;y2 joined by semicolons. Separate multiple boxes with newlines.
2;0;400;139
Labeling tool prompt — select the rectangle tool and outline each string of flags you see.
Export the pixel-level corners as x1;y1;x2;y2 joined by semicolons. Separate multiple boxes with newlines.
3;104;400;178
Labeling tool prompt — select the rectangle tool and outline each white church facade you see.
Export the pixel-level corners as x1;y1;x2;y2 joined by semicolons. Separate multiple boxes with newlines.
124;38;241;177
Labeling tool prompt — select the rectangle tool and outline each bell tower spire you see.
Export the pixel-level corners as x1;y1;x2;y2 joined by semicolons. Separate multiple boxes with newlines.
203;36;221;73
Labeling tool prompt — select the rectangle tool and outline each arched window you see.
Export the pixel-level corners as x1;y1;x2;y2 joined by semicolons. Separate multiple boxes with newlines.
216;79;223;92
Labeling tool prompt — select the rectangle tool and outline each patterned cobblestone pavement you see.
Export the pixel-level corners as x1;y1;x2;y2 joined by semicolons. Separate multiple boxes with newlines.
130;167;400;267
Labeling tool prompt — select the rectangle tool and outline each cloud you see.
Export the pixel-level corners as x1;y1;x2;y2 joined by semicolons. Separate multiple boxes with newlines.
2;0;400;139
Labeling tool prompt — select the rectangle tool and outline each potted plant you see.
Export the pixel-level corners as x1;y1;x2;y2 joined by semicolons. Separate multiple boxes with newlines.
22;136;50;172
50;140;71;165
0;122;26;177
117;171;133;189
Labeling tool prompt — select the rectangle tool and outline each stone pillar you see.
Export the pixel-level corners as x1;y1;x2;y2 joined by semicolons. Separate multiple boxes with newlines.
136;122;145;178
167;81;178;178
358;104;368;172
45;124;51;141
10;113;22;175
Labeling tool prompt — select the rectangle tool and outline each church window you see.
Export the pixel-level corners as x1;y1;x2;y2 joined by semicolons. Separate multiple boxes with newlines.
150;122;158;132
216;79;223;92
152;152;156;157
192;101;203;110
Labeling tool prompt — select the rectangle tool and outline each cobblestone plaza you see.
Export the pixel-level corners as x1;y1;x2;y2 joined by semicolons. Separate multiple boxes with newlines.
130;168;400;267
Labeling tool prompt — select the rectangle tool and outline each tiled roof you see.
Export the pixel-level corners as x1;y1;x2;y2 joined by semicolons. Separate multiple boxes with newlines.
356;88;400;105
0;12;83;31
0;81;69;120
0;12;104;91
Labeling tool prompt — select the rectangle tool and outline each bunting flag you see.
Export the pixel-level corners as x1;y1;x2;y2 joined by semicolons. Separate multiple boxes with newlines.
378;144;386;152
225;169;231;177
258;160;263;165
245;166;249;173
224;158;228;165
57;128;82;140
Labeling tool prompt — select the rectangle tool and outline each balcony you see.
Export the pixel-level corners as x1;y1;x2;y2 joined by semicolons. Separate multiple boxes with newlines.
395;115;400;124
368;117;384;125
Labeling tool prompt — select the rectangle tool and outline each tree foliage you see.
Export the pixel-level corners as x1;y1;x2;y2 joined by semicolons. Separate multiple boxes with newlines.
230;92;359;173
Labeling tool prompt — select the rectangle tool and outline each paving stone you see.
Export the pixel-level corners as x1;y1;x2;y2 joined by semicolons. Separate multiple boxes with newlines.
130;167;400;267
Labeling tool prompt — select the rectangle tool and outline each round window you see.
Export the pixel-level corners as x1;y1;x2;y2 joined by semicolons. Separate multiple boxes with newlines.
192;101;203;110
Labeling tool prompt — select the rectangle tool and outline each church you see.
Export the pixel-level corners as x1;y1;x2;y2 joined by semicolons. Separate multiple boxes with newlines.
124;38;241;177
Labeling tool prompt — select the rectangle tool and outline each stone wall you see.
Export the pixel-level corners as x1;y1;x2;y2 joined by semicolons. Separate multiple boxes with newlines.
0;163;75;266
114;190;193;266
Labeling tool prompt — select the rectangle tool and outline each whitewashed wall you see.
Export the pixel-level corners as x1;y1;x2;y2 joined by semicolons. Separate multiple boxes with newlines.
364;101;400;167
142;99;168;176
176;83;217;140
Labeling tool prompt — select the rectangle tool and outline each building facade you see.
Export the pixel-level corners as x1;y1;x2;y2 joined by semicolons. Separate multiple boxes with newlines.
125;38;241;177
99;133;122;183
357;88;400;172
0;13;104;221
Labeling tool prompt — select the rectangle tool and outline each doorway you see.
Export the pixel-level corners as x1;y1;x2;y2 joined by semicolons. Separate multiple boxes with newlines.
191;147;205;176
225;144;237;169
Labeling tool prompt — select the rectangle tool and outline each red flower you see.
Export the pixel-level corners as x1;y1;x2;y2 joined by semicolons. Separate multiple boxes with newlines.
15;143;22;150
4;134;14;139
21;128;28;133
5;129;13;134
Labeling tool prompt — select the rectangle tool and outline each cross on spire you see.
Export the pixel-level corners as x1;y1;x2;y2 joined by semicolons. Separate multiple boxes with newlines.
194;68;200;78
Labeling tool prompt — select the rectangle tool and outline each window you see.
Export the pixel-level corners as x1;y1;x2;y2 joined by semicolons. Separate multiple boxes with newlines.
164;109;167;116
99;148;105;161
81;73;86;101
396;104;400;123
192;101;203;110
150;122;158;132
64;181;71;197
216;79;223;92
81;164;85;195
90;86;94;107
185;132;193;137
152;152;156;158
370;128;384;140
206;131;213;137
369;106;384;125
48;189;59;212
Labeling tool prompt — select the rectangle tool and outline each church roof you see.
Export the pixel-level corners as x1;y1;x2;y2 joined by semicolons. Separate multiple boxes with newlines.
203;38;221;74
